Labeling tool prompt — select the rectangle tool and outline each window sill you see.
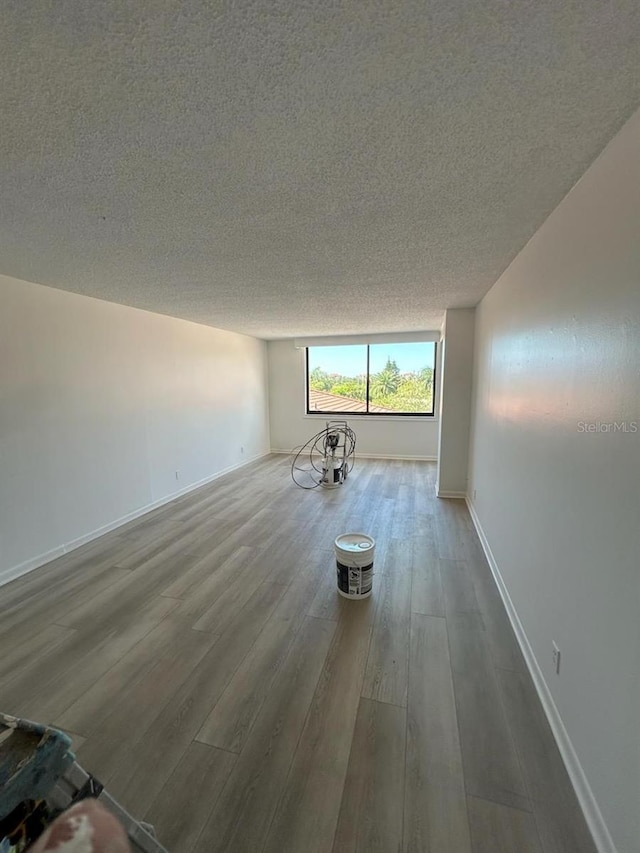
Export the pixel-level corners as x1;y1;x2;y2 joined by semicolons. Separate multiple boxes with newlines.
304;413;439;423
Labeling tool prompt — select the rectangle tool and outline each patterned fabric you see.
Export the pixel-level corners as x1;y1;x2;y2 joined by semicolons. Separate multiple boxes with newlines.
0;716;73;821
0;800;52;853
26;801;130;853
0;717;131;853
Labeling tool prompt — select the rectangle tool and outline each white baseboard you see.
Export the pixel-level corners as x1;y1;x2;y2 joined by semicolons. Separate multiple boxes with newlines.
0;546;67;588
0;451;270;590
465;497;617;853
436;489;467;498
356;453;438;461
270;449;437;462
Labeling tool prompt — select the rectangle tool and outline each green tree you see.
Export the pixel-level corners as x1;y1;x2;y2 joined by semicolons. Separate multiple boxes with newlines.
309;366;331;391
369;372;433;413
371;357;401;397
418;366;434;394
333;379;366;400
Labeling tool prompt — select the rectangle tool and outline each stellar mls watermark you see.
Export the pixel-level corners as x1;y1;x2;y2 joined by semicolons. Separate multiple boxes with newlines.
577;421;638;434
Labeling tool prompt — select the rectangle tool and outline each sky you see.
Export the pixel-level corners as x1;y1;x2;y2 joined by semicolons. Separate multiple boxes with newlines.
309;342;435;376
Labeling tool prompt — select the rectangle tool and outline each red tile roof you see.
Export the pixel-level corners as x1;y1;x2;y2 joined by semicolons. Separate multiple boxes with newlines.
308;389;397;414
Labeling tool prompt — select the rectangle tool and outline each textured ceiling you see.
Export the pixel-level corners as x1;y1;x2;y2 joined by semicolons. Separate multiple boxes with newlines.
1;1;639;339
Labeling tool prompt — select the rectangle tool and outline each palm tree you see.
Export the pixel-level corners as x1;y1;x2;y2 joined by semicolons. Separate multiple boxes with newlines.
418;366;434;394
371;365;399;397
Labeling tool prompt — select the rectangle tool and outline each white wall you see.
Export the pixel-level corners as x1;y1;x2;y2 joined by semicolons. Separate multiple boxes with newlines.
0;274;270;586
437;308;475;496
267;339;440;459
467;108;640;853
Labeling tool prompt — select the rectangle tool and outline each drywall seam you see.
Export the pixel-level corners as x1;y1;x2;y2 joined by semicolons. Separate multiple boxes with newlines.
0;451;270;590
465;496;618;853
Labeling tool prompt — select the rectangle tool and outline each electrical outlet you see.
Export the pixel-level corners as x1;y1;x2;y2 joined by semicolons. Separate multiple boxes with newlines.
552;642;561;675
240;446;244;454
175;470;179;480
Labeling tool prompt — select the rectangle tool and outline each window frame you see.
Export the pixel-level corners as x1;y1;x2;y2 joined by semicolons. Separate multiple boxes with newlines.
305;342;438;418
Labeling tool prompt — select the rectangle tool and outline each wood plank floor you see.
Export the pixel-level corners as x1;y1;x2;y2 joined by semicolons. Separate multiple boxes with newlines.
0;455;597;853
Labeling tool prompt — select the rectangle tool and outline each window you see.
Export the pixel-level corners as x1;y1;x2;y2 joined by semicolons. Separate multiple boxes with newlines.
306;342;437;416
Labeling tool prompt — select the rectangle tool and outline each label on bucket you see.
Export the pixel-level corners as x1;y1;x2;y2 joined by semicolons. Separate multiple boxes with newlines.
337;560;373;597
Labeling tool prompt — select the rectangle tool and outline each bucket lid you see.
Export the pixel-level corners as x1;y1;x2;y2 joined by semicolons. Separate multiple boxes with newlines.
335;532;375;552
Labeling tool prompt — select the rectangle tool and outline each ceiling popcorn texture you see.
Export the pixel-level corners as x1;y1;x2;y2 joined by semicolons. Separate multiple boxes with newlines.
1;1;639;339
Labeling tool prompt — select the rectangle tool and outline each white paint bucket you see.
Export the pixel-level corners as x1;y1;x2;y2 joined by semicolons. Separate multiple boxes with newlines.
335;533;376;599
